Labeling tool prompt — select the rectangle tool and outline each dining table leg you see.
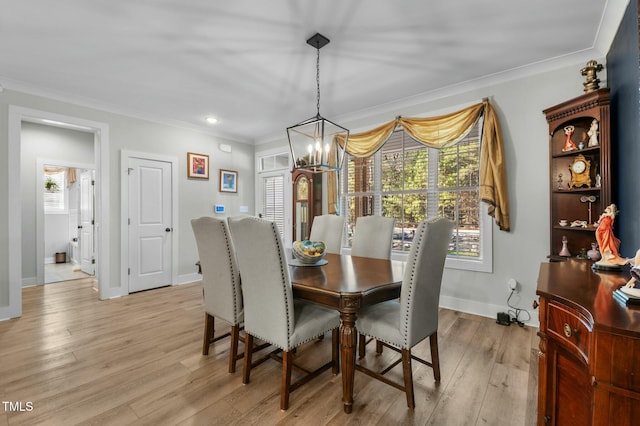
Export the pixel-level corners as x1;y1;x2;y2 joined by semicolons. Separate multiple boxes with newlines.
339;310;357;414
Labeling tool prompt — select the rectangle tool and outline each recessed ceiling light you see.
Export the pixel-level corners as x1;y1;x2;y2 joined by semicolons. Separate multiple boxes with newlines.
205;116;218;124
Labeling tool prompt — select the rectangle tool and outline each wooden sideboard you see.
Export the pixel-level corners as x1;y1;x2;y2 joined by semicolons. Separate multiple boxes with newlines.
536;259;640;425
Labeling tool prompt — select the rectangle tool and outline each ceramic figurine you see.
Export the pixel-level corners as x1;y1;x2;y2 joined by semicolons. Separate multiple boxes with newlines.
587;119;599;147
562;125;578;152
594;204;628;267
624;250;640;288
559;236;571;257
587;242;601;261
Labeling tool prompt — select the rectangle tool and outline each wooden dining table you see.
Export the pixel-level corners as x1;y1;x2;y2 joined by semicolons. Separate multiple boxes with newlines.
289;252;405;414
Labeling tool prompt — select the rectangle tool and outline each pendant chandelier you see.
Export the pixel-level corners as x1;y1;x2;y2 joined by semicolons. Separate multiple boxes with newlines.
287;33;349;173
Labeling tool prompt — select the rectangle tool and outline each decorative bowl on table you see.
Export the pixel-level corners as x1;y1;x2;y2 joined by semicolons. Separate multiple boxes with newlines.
292;240;326;264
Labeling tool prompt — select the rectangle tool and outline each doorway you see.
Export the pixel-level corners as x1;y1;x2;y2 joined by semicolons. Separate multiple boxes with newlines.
40;162;95;285
6;106;112;320
255;150;291;244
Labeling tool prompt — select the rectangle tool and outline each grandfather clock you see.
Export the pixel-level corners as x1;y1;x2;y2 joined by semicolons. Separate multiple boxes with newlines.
292;170;322;242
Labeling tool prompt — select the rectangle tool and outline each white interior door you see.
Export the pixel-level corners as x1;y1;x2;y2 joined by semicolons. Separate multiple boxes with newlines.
128;157;172;292
79;169;95;275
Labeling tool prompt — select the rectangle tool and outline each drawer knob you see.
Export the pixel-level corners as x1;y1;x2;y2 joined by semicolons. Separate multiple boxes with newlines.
563;323;578;338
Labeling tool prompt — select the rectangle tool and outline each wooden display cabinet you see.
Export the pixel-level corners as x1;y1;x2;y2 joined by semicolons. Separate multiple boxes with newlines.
292;169;322;242
543;88;612;260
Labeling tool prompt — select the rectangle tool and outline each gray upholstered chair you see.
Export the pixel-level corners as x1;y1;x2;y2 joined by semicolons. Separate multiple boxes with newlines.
352;215;396;356
355;217;453;408
309;214;346;254
350;216;395;260
191;217;244;373
228;216;340;411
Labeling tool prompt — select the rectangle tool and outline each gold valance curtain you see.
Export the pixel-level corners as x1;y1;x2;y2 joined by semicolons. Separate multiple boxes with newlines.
332;100;510;231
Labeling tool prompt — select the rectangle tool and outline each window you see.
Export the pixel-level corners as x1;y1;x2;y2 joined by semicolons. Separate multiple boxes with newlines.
44;169;67;213
342;120;491;271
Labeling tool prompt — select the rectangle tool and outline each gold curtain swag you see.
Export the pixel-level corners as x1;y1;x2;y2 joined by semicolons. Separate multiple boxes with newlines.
44;166;78;188
333;100;510;231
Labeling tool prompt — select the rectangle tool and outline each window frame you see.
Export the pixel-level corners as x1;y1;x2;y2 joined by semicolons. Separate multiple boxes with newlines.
340;124;492;273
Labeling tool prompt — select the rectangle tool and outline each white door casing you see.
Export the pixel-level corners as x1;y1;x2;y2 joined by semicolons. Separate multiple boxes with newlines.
8;106;111;321
128;157;172;292
79;169;95;275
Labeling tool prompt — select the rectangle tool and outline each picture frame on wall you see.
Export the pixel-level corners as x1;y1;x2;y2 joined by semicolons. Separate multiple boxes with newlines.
219;169;238;193
187;152;209;179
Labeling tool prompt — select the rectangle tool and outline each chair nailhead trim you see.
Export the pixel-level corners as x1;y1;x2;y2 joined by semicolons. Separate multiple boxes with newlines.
220;221;241;325
269;221;293;346
402;218;438;347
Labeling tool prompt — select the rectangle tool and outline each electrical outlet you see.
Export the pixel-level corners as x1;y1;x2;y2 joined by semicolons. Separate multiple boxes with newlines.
508;278;518;293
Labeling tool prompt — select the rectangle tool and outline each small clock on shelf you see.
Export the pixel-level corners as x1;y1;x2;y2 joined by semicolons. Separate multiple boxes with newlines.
569;154;591;188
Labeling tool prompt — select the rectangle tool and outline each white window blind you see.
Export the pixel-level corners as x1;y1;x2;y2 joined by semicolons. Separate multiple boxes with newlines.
262;175;285;238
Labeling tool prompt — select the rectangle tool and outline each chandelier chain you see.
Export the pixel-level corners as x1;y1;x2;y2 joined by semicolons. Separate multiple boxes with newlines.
316;46;321;116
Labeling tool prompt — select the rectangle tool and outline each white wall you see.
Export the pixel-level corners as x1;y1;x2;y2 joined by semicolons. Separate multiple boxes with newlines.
258;61;600;325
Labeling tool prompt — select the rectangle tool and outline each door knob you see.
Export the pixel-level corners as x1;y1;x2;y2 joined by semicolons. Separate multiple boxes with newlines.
165;228;172;232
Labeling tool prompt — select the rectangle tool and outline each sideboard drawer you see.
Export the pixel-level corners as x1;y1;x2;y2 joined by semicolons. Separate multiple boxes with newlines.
547;301;592;363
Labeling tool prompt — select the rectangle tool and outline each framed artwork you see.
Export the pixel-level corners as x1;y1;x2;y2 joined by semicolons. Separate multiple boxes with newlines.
187;152;209;179
219;169;238;193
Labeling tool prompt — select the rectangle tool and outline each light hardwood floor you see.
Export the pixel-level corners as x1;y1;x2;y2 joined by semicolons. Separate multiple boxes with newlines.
44;263;92;284
0;278;538;425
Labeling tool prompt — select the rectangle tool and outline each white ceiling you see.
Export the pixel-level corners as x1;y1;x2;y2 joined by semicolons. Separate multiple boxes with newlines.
0;0;629;143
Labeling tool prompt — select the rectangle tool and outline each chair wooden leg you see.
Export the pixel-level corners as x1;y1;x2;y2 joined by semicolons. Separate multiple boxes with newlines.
376;340;383;354
202;313;214;355
429;332;441;382
243;333;254;384
358;333;366;358
228;325;240;373
402;348;415;409
281;351;293;410
332;329;340;375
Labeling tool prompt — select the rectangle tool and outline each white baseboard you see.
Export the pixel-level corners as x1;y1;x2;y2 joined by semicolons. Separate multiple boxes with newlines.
176;272;201;286
21;276;38;287
439;294;539;328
